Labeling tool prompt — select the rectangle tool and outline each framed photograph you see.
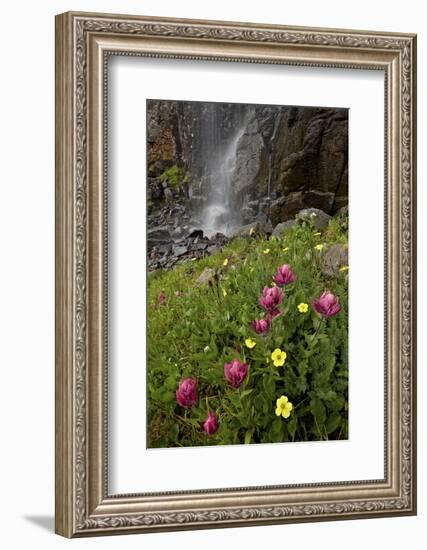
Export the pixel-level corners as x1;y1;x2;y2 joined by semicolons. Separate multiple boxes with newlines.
55;11;417;537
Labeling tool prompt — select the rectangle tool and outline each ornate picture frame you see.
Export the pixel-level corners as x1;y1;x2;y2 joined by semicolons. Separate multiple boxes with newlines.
55;11;417;537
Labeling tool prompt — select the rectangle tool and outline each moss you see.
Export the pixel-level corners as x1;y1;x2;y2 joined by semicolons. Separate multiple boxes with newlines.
159;165;188;188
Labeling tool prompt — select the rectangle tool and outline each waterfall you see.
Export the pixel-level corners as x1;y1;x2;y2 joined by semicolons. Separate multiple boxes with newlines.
197;104;247;237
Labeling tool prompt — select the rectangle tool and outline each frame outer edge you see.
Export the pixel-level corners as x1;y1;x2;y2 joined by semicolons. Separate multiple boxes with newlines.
55;12;76;538
409;34;417;514
54;10;417;537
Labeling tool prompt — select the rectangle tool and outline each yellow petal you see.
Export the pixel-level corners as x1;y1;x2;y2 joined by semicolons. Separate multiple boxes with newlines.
245;338;256;349
271;349;281;361
282;409;291;419
223;258;228;266
275;408;282;416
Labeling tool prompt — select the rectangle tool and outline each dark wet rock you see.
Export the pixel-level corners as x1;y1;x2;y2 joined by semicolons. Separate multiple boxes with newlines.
147;226;171;241
276;192;305;221
241;205;257;224
149;179;164;201
190;243;208;251
174;246;189;257
296;208;331;230
157;243;172;255
187;229;204;240
322;244;348;277
229;106;348;219
147;227;230;272
272;220;296;237
303;190;335;213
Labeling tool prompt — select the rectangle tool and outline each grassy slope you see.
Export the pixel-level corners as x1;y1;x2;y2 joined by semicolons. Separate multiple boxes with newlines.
147;217;349;448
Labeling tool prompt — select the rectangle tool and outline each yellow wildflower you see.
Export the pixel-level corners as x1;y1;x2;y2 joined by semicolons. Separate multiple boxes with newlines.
263;249;270;254
271;348;287;367
297;302;309;313
222;288;227;297
223;258;229;266
339;265;349;272
275;395;293;419
245;338;256;349
314;244;324;251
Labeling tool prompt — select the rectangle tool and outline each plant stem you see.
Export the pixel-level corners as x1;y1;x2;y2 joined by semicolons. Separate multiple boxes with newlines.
311;316;325;342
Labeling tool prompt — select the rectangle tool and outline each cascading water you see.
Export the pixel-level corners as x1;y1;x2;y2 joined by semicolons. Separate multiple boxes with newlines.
196;104;247;237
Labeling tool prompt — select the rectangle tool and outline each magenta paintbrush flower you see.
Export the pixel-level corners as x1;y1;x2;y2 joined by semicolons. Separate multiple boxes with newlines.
251;315;272;334
259;285;284;313
274;264;296;286
224;358;248;388
203;411;219;435
312;290;341;318
175;378;198;408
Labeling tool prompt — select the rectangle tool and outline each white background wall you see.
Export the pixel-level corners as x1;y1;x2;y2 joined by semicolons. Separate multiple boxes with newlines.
0;1;424;548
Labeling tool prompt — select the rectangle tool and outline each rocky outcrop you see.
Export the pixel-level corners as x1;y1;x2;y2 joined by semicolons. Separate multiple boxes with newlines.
148;228;229;272
232;106;348;220
147;100;348;243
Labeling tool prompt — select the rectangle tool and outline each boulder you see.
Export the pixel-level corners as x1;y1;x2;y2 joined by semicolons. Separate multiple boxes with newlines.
231;220;273;238
296;208;331;230
279;192;305;221
322;244;349;277
272;220;296;237
336;205;349;219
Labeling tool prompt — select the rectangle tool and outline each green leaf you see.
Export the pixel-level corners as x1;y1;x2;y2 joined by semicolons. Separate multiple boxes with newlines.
262;375;275;395
170;423;179;442
161;391;176;404
325;412;342;434
287;415;297;438
244;430;253;444
310;397;326;425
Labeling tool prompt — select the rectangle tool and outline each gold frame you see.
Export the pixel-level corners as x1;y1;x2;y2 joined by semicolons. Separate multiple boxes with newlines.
55;11;417;538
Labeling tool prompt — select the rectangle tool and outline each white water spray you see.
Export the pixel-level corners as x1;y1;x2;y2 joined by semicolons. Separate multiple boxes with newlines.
200;120;247;237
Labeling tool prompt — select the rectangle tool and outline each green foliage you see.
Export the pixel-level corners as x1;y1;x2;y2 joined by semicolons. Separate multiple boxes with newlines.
159;164;189;188
147;217;349;447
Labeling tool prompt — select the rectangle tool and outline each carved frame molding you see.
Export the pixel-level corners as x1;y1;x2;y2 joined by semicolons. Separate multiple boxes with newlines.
55;11;416;537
